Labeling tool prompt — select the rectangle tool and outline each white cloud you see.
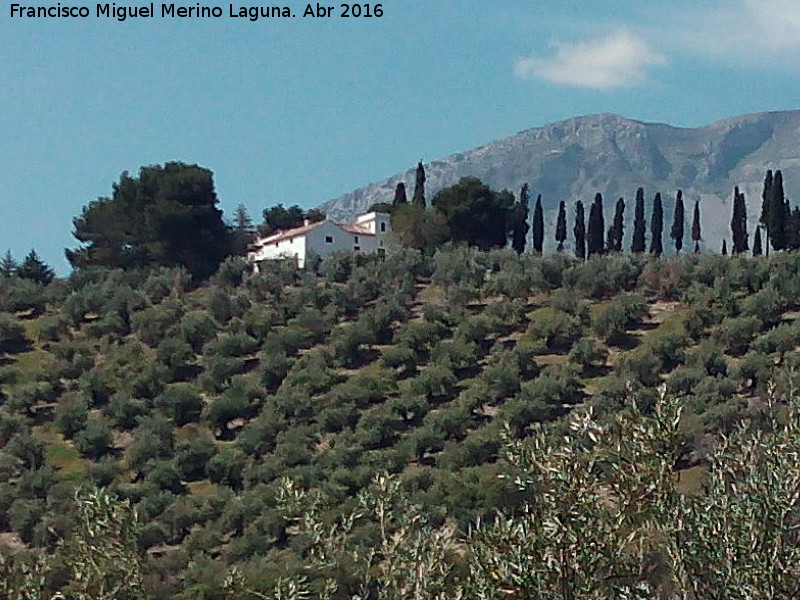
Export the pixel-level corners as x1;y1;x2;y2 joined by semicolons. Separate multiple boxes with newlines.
649;0;800;65
514;30;666;90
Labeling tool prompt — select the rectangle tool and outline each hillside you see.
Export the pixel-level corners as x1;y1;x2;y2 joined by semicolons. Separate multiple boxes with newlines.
320;110;800;251
3;249;800;596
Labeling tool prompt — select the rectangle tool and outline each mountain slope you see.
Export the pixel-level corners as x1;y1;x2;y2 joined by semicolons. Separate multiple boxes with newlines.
319;110;800;251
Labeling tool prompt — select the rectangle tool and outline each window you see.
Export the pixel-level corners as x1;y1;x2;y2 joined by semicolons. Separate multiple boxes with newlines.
380;222;386;232
325;235;334;243
354;246;361;252
354;235;359;244
377;248;386;257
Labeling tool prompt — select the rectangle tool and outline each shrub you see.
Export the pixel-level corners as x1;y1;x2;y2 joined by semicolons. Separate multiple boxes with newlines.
54;391;89;439
0;312;28;353
568;337;608;372
174;434;218;481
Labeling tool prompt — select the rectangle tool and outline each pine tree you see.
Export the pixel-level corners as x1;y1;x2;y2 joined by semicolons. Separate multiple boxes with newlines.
393;182;408;205
532;193;544;254
511;184;531;254
574;201;586;260
649;193;663;256
691;200;702;253
231;204;255;256
631;187;646;253
753;226;763;256
587;193;605;257
722;239;728;255
670;190;685;254
412;161;426;208
769;170;787;251
606;197;625;252
0;250;17;278
730;186;749;254
555;200;567;251
17;249;54;285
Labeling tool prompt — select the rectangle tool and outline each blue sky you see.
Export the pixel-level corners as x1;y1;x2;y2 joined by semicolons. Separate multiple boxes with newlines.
3;0;800;271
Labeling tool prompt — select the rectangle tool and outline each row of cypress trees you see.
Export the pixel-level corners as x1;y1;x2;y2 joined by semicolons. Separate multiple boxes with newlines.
519;187;702;259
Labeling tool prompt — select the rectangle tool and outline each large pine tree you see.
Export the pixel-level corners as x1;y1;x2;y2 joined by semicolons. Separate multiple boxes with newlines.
670;190;685;254
532;193;544;254
574;201;586;260
649;193;664;256
692;200;702;253
587;193;605;257
412;161;426;208
511;184;531;254
730;186;749;254
768;170;787;251
555;200;567;251
631;187;646;253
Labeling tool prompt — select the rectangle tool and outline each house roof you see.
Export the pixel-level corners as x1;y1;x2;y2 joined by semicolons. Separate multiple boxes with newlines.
251;211;388;248
340;223;374;235
254;220;325;246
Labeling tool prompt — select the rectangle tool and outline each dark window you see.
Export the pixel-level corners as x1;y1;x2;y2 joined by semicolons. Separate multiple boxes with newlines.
354;235;359;243
380;222;386;232
377;248;386;257
354;246;361;252
325;235;334;243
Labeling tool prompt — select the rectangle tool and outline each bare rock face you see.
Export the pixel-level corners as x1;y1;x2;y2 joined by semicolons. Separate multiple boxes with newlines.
318;110;800;252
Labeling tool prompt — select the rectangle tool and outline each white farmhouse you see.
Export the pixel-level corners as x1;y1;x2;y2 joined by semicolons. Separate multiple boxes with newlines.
248;211;391;271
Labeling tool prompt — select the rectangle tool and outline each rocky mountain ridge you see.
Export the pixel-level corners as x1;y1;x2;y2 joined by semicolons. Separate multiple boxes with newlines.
318;110;800;251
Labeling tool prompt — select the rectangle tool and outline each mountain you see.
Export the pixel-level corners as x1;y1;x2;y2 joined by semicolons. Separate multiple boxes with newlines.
318;110;800;252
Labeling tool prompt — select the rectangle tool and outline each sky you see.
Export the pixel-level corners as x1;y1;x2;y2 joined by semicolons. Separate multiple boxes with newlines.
3;0;800;272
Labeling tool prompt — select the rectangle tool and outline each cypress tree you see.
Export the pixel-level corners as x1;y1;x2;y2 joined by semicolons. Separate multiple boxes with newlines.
555;200;567;251
607;197;625;252
574;200;586;260
760;170;773;226
769;170;787;251
412;161;426;208
393;182;408;205
730;186;749;254
691;200;702;253
760;170;773;255
511;184;531;254
753;227;763;256
631;187;646;253
722;239;728;255
587;193;605;257
532;193;544;254
649;192;663;256
789;206;800;251
670;190;685;254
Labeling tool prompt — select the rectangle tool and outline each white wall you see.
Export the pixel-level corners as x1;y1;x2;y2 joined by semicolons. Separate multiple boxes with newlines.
250;213;393;270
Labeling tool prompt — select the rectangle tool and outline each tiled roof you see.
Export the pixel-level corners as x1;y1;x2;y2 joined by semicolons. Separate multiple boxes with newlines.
254;221;324;246
340;224;374;235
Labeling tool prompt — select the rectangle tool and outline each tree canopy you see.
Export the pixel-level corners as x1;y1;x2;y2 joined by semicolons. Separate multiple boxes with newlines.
431;177;515;250
67;162;232;280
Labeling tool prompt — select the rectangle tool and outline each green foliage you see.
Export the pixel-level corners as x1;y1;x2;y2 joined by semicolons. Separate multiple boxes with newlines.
67;162;232;280
0;312;28;353
432;177;515;250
